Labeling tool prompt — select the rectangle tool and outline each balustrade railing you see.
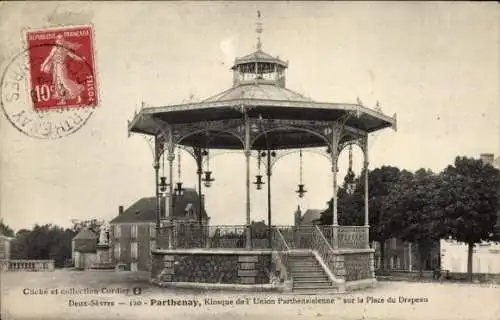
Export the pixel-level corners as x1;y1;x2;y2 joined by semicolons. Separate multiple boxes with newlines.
317;225;368;249
338;226;368;249
0;259;55;272
158;224;270;249
155;224;368;250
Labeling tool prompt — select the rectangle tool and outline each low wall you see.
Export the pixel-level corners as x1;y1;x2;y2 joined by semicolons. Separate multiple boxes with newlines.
330;249;375;282
151;249;272;287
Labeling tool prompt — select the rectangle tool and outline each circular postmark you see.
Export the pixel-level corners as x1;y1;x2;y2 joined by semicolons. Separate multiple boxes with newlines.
1;41;96;140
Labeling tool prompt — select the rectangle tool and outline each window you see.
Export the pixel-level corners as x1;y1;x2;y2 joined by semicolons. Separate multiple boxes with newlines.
150;224;156;238
114;225;121;238
131;242;138;259
131;225;138;239
114;243;121;260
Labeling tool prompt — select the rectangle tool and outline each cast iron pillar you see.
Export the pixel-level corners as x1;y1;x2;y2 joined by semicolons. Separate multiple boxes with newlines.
266;150;272;249
167;142;175;250
330;124;342;249
244;111;252;249
154;136;161;240
364;139;370;249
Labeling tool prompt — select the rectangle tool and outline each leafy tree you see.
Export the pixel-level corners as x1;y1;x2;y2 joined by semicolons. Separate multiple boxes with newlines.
319;166;407;273
0;219;15;237
10;224;75;268
440;156;500;281
388;169;446;278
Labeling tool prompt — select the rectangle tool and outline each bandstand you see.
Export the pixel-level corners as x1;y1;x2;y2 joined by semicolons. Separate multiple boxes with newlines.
127;14;396;293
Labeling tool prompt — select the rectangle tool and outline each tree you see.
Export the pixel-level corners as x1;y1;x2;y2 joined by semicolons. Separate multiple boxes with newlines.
319;166;407;273
0;219;15;237
10;224;75;268
440;156;500;281
388;169;446;278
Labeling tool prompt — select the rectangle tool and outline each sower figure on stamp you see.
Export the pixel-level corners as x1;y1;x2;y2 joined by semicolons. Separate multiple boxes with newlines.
40;34;85;106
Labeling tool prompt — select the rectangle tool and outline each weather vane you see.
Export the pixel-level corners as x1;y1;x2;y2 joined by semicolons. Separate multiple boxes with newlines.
256;10;263;50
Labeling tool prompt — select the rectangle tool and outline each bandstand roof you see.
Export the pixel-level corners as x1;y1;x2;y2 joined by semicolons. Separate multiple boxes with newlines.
128;93;396;150
128;19;397;150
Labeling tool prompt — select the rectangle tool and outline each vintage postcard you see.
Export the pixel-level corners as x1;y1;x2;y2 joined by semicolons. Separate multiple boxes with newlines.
1;2;499;320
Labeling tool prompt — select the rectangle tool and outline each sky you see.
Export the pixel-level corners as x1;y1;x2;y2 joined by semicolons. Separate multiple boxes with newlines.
0;2;499;232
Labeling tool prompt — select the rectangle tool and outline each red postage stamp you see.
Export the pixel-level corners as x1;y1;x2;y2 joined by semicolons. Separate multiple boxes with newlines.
26;25;98;111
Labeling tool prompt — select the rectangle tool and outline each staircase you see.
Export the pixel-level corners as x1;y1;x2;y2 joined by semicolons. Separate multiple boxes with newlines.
287;251;339;294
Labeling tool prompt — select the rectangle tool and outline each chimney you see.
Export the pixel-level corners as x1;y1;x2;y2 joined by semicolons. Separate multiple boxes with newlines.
480;153;494;166
118;205;124;215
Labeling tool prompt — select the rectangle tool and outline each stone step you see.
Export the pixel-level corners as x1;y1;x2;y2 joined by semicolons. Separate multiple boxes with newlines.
293;282;333;289
290;273;329;281
294;278;332;283
292;288;341;295
289;266;323;272
290;272;326;278
288;262;319;268
288;256;316;260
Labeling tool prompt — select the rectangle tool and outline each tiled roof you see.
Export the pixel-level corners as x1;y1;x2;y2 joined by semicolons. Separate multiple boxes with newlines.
203;83;312;103
73;227;98;240
109;188;208;224
300;209;323;225
74;240;97;253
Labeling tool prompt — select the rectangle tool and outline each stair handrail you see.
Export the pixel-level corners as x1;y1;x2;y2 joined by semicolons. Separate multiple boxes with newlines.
271;227;292;283
275;227;290;251
313;225;345;287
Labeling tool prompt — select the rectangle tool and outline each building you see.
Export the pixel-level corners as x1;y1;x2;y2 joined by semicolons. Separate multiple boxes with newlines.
440;239;500;274
109;188;209;272
294;206;322;227
0;232;13;261
372;239;440;272
72;227;98;270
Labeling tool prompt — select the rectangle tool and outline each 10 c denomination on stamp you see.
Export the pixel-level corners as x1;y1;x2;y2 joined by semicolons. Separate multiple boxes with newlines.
1;25;98;139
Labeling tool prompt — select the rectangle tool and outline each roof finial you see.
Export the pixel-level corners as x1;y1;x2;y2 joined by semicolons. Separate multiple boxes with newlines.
256;10;263;51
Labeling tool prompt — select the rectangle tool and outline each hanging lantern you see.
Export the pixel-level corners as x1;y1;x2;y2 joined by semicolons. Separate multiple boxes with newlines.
253;175;265;190
175;182;185;196
175;147;184;196
254;151;265;190
296;184;307;198
202;149;215;188
296;149;307;198
345;144;356;195
159;176;168;193
202;171;215;188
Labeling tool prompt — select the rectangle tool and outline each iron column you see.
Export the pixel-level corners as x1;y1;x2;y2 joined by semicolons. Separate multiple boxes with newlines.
267;150;272;248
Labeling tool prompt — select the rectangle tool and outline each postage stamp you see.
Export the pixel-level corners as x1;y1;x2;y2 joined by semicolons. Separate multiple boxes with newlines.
1;25;98;139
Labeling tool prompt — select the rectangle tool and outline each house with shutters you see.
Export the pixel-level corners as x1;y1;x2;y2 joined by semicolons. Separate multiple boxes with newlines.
109;188;209;272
